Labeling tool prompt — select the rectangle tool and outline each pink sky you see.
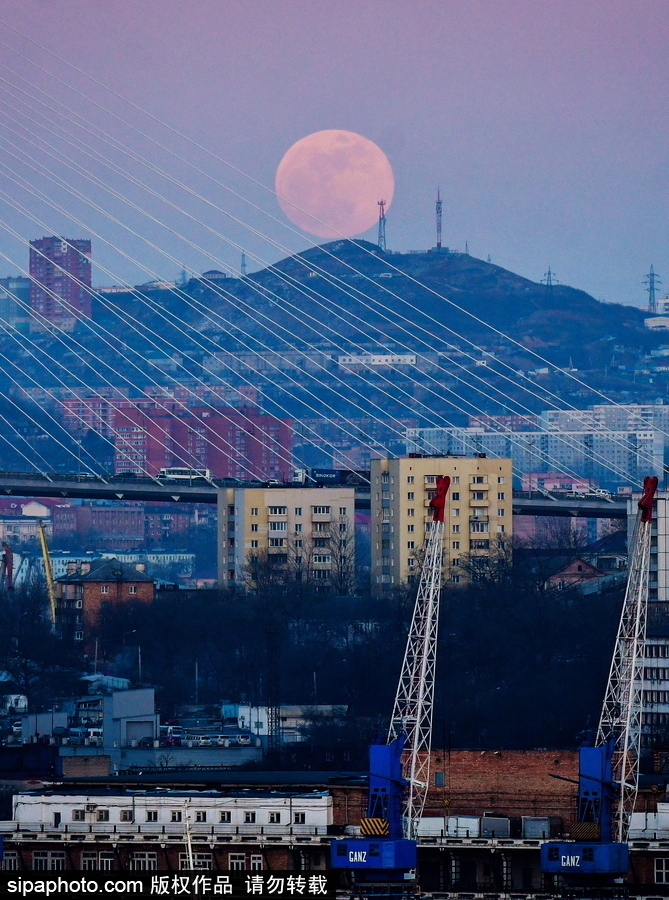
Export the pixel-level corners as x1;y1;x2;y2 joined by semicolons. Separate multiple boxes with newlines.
0;0;666;304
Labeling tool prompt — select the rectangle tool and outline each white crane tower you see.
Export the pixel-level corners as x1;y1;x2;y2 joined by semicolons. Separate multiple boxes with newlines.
597;475;658;844
389;474;450;840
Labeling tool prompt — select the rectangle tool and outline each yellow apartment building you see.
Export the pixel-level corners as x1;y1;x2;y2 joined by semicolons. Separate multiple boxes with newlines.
370;455;513;590
217;485;356;590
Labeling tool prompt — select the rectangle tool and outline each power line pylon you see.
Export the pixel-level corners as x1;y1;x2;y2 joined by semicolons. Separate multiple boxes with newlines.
542;266;559;302
644;265;661;314
435;189;442;250
377;200;387;253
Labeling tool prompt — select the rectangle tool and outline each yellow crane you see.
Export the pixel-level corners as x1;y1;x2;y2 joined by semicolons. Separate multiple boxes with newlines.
38;520;57;627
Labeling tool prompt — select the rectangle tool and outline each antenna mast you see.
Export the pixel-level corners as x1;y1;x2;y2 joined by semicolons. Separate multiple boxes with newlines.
435;189;442;250
377;200;387;253
241;252;247;278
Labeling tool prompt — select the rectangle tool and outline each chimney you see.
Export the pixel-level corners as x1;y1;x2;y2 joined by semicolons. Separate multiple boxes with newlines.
66;562;77;576
135;563;146;574
80;562;91;575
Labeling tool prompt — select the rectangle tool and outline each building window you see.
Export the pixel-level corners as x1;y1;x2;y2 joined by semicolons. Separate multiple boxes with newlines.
146;810;158;823
251;508;258;516
295;523;303;533
220;811;231;823
244;812;256;824
451;492;460;501
294;812;306;824
294;507;302;516
72;809;85;821
195;811;207;823
269;538;285;547
100;585;109;594
96;809;109;822
269;811;281;824
75;631;84;641
452;525;460;534
129;586;137;594
472;476;484;484
497;492;505;500
498;524;506;533
656;858;669;883
82;851;114;871
434;772;445;786
452;541;460;550
180;853;212;870
407;492;415;500
451;508;460;517
251;524;258;532
407;508;415;517
269;521;287;531
251;540;258;548
498;476;506;484
407;476;414;484
1;852;18;871
120;809;133;822
250;855;263;871
498;509;505;517
130;852;157;871
407;541;415;549
33;852;65;871
452;574;461;584
312;506;331;515
171;810;182;823
229;853;246;871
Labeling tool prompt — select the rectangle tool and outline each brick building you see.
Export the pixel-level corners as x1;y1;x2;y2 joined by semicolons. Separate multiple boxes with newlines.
53;506;145;550
29;236;92;332
55;558;155;643
112;404;292;481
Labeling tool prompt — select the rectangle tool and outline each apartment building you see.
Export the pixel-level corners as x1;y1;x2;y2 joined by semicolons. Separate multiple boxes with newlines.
406;427;663;488
217;486;356;590
29;236;92;332
370;455;513;590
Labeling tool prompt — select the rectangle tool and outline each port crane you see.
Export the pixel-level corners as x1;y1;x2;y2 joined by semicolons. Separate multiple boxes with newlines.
331;474;451;891
541;475;658;883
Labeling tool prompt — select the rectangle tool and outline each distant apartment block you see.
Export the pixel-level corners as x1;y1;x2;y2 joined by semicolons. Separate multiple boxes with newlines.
370;455;513;591
0;276;30;330
217;485;356;590
338;353;417;368
406;427;663;488
112;405;293;481
29;236;92;332
540;403;669;434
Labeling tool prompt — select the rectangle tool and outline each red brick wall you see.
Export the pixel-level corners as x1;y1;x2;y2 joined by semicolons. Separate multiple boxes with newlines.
426;749;578;821
84;580;155;633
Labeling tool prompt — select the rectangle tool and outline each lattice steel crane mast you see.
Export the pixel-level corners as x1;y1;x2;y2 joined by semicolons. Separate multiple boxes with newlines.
331;475;450;886
541;475;658;882
389;474;449;839
597;474;657;843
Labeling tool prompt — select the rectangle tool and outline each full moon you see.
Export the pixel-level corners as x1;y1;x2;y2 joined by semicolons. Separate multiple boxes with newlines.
275;130;395;239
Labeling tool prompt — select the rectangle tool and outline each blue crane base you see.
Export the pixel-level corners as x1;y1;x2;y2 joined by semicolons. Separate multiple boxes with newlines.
330;839;417;874
540;841;629;876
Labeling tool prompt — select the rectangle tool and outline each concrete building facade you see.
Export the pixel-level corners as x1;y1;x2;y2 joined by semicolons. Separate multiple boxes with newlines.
370;455;513;590
217;486;356;590
406;427;663;488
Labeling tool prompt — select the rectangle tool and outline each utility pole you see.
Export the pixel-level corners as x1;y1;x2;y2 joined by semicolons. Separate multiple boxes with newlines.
644;265;661;314
377;200;387;253
435;189;442;250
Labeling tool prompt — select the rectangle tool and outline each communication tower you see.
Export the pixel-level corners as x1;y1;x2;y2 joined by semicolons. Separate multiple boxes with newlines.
377;200;387;253
241;252;247;278
644;265;661;314
435;189;442;250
